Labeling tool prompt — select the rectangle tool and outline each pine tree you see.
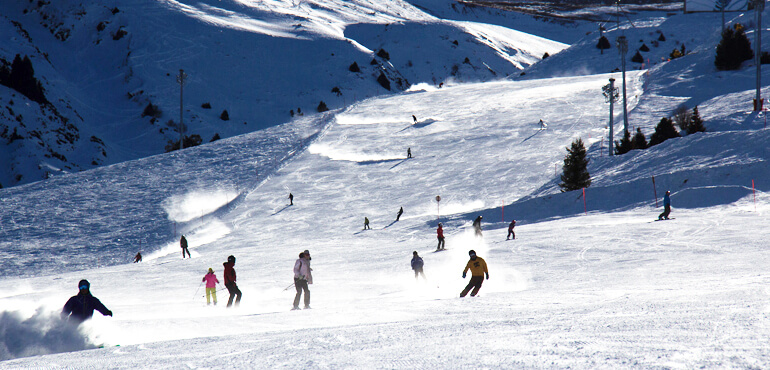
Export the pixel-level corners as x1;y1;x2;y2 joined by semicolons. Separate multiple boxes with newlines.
631;50;644;63
649;117;680;146
597;36;611;54
631;127;648;149
559;138;591;192
715;24;754;70
614;130;633;155
687;106;706;134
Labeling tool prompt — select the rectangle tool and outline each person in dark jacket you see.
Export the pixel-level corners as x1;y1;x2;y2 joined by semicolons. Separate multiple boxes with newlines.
61;279;112;324
223;255;242;307
411;251;426;280
506;220;516;240
364;217;370;230
396;207;403;221
180;235;191;259
289;193;294;205
133;252;142;263
472;216;483;237
407;148;412;158
658;191;671;220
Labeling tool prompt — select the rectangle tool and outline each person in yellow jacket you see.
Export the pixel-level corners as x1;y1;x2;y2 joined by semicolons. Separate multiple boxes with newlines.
460;250;488;297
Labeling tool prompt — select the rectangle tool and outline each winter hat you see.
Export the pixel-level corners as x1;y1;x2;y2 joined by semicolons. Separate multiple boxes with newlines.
413;251;418;256
78;279;90;290
299;252;305;258
208;268;214;273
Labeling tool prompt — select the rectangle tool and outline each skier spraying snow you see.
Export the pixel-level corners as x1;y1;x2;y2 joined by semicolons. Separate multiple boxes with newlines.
202;268;220;306
411;251;426;280
436;223;445;250
292;251;313;310
61;279;113;324
472;216;483;237
396;207;404;221
658;191;671;220
460;250;488;297
506;220;516;240
223;255;242;307
180;235;191;259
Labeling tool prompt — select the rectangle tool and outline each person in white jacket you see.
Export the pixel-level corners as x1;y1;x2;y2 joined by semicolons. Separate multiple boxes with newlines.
292;251;312;310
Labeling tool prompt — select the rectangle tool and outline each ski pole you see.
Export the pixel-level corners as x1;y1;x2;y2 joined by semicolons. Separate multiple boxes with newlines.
193;281;203;300
282;281;296;291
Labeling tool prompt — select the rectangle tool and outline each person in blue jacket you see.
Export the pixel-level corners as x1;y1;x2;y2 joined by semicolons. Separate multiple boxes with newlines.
411;251;426;280
61;279;112;324
658;191;671;220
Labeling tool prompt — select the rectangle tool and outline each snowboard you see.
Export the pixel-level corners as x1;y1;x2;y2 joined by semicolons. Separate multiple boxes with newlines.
433;248;448;253
653;218;675;222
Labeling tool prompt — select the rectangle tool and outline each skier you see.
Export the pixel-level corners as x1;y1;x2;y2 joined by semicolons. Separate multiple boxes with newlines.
180;235;191;259
133;252;142;263
411;251;426;280
61;279;113;324
472;216;483;237
396;207;404;221
539;119;547;130
436;223;445;250
506;219;516;240
407;148;412;159
292;252;313;310
223;255;242;307
658;190;671;220
202;268;219;306
364;217;370;230
460;250;489;297
289;193;294;205
412;115;417;124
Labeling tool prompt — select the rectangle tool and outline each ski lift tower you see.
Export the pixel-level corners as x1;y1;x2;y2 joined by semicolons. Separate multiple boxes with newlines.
177;69;188;149
754;0;765;111
603;78;620;156
615;35;629;134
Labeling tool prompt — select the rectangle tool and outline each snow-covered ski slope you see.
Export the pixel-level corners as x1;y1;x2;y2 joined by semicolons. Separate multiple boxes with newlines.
2;4;770;369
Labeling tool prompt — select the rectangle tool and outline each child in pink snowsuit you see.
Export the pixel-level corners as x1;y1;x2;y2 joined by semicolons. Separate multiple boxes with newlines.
202;268;219;305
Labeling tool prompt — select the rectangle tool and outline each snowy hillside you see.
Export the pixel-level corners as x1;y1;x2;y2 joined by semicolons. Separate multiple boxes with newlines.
0;0;564;188
1;2;770;368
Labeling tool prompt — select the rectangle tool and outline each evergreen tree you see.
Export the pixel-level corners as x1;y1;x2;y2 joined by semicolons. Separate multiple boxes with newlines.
715;23;754;70
648;117;680;146
631;127;648;149
559;138;591;192
687;106;706;134
631;50;644;63
597;36;611;54
614;130;633;155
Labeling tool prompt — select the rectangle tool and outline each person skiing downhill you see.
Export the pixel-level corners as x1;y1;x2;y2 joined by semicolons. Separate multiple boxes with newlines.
133;252;142;263
658;191;671;220
223;255;242;307
289;193;294;205
506;220;516;240
472;216;483;237
61;279;113;324
460;250;488;297
539;119;548;130
364;217;371;230
396;207;404;221
412;115;417;124
292;252;313;310
411;251;426;280
436;223;445;250
180;235;191;259
202;268;219;305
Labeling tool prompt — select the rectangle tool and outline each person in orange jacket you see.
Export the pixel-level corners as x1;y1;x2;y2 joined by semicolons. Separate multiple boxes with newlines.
460;250;488;297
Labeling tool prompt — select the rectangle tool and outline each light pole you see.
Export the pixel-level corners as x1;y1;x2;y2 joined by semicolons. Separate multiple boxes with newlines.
755;0;765;111
603;78;620;156
616;35;629;134
176;69;188;149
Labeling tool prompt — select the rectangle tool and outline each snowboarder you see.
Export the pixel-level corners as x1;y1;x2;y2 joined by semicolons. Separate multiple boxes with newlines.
223;255;241;307
289;192;294;205
411;251;426;280
506;220;516;240
202;268;219;306
472;216;483;237
61;279;113;324
539;119;547;130
436;223;445;250
412;115;417;124
133;252;142;263
180;235;191;259
292;252;313;310
407;148;412;158
396;207;404;221
658;190;671;220
460;250;488;297
364;217;370;230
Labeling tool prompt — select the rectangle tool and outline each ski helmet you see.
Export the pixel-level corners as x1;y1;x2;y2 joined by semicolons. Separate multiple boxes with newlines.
227;255;235;264
468;250;476;257
78;279;90;290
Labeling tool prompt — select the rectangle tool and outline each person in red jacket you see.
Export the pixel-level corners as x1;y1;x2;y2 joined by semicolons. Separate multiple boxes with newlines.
223;255;241;307
436;223;445;250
